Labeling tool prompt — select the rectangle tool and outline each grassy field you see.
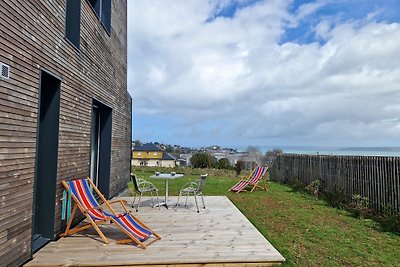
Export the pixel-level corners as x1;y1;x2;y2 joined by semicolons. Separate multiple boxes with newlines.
131;168;400;266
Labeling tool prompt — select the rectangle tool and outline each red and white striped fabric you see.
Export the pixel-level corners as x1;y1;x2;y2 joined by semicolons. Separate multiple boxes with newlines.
68;179;106;221
248;166;268;184
111;213;152;241
230;166;267;192
68;178;153;241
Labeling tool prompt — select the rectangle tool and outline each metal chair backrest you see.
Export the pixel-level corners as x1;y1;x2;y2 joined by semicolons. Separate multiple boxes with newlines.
197;174;208;193
130;173;141;193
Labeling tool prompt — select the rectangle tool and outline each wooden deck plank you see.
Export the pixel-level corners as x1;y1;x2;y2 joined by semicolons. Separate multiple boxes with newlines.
25;196;285;267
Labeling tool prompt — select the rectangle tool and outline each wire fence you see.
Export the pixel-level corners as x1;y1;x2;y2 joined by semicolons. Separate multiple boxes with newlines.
270;154;400;213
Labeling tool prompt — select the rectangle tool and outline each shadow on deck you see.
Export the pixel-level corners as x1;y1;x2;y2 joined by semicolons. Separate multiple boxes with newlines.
25;196;285;267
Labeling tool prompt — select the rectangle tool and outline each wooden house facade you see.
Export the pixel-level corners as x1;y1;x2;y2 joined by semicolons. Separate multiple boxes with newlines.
0;0;130;266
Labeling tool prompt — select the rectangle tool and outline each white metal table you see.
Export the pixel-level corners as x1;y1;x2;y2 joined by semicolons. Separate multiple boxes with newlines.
149;173;183;209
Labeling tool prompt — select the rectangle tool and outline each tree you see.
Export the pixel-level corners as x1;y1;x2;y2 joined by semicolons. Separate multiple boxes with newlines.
246;146;263;164
235;160;245;175
165;145;174;153
190;153;217;168
218;158;231;169
246;146;261;154
263;148;283;167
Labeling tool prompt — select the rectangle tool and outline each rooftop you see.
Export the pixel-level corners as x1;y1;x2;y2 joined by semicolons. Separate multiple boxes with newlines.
162;152;176;160
133;142;164;152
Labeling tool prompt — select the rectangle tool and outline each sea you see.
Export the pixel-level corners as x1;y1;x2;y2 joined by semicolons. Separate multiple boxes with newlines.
235;146;400;157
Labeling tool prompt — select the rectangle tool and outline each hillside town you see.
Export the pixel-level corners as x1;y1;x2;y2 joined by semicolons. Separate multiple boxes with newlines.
131;141;278;169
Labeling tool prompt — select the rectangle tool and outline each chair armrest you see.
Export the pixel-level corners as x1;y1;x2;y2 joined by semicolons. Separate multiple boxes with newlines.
180;181;198;191
237;176;248;182
107;199;128;205
101;199;130;213
139;180;157;189
180;181;192;190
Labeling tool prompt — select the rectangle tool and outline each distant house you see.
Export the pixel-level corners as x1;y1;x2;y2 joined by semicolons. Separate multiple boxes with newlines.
179;153;193;166
161;152;177;167
176;158;188;167
132;143;176;167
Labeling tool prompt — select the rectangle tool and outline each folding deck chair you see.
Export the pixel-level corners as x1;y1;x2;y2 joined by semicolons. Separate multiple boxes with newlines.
61;177;160;249
228;166;269;193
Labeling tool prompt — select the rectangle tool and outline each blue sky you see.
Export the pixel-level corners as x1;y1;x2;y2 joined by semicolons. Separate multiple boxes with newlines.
127;0;400;148
282;0;400;44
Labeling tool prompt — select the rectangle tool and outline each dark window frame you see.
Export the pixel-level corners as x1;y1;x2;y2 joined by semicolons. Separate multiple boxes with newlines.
86;0;112;35
101;0;111;34
65;0;81;50
89;98;113;199
88;0;101;18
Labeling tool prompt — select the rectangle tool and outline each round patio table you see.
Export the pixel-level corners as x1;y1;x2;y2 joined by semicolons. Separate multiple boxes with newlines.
149;173;183;209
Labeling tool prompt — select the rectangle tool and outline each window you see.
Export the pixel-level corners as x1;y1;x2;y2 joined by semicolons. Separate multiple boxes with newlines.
153;152;158;156
101;0;111;33
88;0;100;17
137;152;141;156
65;0;81;49
87;0;112;34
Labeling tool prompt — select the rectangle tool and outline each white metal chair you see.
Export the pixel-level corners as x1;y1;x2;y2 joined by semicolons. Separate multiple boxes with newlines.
130;173;160;211
176;174;208;213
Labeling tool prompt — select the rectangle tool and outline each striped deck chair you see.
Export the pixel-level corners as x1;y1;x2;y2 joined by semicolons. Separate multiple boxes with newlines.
61;177;160;249
229;166;269;193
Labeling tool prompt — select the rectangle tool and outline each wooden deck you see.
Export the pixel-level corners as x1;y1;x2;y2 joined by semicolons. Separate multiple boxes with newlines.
25;196;285;267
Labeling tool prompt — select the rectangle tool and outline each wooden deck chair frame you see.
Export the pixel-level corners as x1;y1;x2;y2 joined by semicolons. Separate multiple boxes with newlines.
61;177;160;249
228;166;268;193
248;166;269;192
228;166;258;192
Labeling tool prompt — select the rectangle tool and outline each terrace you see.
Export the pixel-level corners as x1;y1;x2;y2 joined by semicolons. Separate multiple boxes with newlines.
23;167;400;266
26;195;285;266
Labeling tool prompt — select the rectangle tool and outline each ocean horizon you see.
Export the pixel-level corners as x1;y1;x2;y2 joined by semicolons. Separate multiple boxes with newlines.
234;146;400;157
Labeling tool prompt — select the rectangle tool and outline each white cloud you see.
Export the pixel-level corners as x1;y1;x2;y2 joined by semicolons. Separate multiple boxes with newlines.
295;0;328;21
128;0;400;146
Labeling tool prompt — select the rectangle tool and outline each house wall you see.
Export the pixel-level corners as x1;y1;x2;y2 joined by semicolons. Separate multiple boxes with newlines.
131;159;162;167
0;1;129;266
161;160;176;168
131;159;176;168
133;151;163;159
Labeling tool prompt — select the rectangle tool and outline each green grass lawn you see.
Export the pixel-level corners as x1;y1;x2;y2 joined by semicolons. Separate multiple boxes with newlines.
131;168;400;266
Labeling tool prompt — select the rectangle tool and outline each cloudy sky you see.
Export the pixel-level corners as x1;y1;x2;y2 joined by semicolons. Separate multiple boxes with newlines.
127;0;400;148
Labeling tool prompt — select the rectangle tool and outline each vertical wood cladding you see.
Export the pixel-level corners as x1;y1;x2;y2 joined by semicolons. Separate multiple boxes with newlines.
271;154;400;213
0;0;129;266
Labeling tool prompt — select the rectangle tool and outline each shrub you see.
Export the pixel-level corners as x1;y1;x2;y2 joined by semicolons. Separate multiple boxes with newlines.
306;179;322;198
235;160;245;175
352;194;370;219
380;204;400;233
190;152;217;168
133;165;237;178
325;183;346;208
285;177;304;191
218;158;231;170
